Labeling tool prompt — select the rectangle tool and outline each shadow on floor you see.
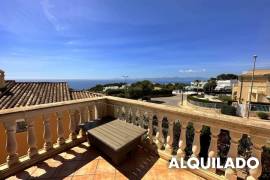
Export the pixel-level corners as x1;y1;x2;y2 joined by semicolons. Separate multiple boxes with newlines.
11;143;159;180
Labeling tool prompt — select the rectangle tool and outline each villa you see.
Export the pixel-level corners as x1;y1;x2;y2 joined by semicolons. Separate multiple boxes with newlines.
232;69;270;113
0;69;269;180
232;69;270;104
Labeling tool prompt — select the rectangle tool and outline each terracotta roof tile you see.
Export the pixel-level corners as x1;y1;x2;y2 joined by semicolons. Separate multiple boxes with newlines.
0;81;71;110
70;91;103;100
0;80;104;110
242;69;270;76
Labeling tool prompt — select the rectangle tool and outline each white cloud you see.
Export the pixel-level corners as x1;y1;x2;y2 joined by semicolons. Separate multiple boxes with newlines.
179;69;207;73
41;0;66;31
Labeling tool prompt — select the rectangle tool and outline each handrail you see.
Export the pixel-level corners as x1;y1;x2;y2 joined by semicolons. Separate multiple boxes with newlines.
105;96;270;138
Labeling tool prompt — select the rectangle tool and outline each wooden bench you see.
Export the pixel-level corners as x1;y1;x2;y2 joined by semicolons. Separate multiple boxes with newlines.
87;120;147;164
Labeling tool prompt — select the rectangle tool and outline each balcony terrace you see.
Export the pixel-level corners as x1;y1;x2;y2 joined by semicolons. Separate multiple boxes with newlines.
6;142;201;180
0;96;270;180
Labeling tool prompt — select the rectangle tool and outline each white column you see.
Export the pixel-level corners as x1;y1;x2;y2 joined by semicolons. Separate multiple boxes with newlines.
155;113;164;149
25;116;38;158
56;112;65;145
68;110;77;140
165;118;174;154
247;136;266;180
177;120;188;158
43;114;52;151
225;131;242;180
208;127;220;173
4;120;19;167
191;123;202;158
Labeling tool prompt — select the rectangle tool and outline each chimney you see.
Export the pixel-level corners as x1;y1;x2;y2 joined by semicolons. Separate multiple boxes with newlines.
0;69;5;89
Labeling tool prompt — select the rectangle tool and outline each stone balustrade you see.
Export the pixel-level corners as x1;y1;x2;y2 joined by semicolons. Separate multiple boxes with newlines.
106;96;270;180
0;97;105;179
0;95;270;180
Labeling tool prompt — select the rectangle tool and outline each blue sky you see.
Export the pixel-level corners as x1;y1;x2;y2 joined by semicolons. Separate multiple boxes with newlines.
0;0;270;79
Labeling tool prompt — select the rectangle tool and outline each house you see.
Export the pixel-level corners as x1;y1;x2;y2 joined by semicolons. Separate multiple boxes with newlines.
215;80;238;91
185;80;207;91
0;70;103;163
232;69;270;103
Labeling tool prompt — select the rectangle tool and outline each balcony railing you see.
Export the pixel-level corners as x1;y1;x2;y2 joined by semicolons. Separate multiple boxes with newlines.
0;96;270;179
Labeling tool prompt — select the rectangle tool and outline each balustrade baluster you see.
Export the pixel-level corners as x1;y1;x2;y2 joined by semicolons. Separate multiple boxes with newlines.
43;114;52;151
113;105;118;119
247;136;266;180
124;106;129;122
25;116;38;158
208;127;220;173
56;111;65;145
87;104;93;121
139;110;145;128
191;123;202;158
68;110;77;140
78;107;88;136
165;118;174;154
4;120;19;167
147;112;153;143
155;113;164;149
225;131;242;180
177;120;188;158
131;108;137;125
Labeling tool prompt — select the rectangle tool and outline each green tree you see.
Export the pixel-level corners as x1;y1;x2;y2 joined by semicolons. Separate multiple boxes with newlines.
217;74;238;80
131;80;154;96
203;78;217;93
89;84;104;92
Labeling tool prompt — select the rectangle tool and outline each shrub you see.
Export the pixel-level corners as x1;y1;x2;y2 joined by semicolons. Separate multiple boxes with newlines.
218;95;232;102
257;112;269;120
221;105;237;116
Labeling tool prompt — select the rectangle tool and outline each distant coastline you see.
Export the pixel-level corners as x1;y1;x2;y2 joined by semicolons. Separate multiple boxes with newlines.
15;77;207;90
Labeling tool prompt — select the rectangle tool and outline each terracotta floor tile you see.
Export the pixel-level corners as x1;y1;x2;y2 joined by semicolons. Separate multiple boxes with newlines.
93;172;115;180
71;146;88;154
72;175;94;180
44;158;63;166
7;143;204;180
29;162;57;179
74;159;98;176
95;160;116;174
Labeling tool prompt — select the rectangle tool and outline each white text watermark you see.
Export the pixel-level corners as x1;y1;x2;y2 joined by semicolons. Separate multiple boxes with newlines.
169;157;259;170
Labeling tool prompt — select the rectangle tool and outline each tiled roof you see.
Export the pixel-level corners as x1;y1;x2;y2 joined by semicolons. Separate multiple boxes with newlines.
0;81;71;110
71;91;103;100
241;69;270;76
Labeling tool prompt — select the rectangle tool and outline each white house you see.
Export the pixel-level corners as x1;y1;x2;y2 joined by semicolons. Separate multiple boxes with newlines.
185;81;207;91
215;80;237;91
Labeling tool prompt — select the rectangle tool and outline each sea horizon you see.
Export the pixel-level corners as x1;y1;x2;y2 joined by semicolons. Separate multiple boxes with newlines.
14;77;207;90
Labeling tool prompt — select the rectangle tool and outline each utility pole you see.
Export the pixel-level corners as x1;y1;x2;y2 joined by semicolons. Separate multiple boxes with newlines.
247;55;257;118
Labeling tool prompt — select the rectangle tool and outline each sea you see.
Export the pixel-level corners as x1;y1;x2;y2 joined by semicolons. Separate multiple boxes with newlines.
16;77;206;90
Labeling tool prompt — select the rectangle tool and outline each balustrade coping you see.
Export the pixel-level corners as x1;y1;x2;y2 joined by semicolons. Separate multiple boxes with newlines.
106;96;270;139
0;95;270;139
0;97;104;118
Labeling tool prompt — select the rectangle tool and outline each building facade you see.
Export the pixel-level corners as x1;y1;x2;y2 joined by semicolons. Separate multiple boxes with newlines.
215;80;237;91
232;69;270;104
